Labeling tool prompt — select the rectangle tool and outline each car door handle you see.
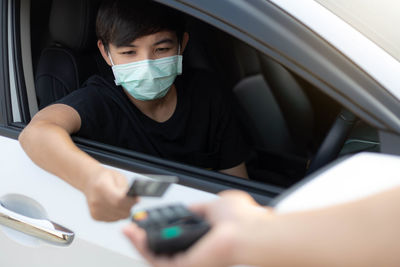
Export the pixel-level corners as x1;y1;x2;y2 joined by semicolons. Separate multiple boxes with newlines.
0;203;74;246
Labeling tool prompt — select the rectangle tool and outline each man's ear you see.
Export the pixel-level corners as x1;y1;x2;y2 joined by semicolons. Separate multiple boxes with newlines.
98;40;112;66
180;32;189;54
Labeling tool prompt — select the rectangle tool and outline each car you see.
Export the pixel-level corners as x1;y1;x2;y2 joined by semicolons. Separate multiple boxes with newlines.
1;0;400;266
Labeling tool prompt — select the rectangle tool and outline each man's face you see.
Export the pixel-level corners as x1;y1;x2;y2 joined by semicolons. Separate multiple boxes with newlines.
105;31;180;66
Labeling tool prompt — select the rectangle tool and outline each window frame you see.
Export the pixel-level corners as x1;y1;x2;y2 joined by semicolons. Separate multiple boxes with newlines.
0;0;10;128
10;0;31;123
72;137;283;204
0;0;28;138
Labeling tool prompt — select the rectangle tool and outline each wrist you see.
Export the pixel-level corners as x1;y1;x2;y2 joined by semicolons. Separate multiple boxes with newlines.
80;164;106;195
231;208;276;266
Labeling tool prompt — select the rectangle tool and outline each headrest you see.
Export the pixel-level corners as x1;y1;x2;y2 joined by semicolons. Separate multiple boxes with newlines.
49;0;101;51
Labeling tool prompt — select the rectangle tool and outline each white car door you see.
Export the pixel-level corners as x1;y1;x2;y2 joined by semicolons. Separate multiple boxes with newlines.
0;136;218;266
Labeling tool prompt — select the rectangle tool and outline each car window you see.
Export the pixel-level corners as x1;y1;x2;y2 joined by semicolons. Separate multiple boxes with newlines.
9;0;382;194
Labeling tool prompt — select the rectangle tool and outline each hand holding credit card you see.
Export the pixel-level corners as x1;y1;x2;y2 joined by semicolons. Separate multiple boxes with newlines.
126;175;178;197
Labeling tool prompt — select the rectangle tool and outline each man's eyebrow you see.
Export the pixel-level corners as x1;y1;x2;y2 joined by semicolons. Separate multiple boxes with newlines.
117;38;173;48
118;44;137;48
153;38;174;46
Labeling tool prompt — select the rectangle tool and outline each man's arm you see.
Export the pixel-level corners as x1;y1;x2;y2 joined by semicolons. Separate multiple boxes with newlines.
20;104;95;189
247;186;400;267
219;162;248;179
19;104;137;221
125;188;400;267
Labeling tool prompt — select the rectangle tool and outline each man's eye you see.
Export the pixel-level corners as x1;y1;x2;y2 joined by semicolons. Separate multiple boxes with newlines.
121;51;136;55
156;47;171;53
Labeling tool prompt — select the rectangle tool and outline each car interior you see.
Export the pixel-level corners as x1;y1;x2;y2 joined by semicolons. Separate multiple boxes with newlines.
27;0;380;188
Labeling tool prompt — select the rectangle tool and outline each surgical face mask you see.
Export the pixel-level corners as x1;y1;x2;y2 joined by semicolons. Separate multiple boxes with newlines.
108;48;183;101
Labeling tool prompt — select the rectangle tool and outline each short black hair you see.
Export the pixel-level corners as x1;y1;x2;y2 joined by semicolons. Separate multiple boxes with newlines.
96;0;186;51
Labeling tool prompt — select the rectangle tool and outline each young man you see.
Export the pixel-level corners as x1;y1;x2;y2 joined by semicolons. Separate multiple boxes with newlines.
19;0;248;221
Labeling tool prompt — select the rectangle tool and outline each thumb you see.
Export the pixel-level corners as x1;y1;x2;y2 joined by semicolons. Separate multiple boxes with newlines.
219;190;259;206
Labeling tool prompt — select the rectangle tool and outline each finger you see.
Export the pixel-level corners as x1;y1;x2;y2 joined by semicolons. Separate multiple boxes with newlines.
92;210;123;222
123;223;164;265
124;224;205;267
124;224;231;267
152;227;232;267
218;189;251;199
113;172;129;187
99;197;135;220
219;190;258;205
123;224;151;257
119;195;139;209
188;201;213;217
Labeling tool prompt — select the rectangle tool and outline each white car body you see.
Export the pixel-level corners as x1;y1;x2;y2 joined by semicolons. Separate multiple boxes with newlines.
0;136;217;266
270;0;400;98
1;0;400;266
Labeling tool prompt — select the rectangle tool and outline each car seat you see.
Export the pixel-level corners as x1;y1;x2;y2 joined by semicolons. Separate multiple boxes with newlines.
211;32;358;183
35;0;108;109
232;54;315;184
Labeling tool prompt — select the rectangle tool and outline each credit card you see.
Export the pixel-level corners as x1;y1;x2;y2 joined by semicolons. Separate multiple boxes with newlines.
127;175;178;197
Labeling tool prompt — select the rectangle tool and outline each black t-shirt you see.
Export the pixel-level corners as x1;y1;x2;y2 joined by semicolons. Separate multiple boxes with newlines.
57;70;247;170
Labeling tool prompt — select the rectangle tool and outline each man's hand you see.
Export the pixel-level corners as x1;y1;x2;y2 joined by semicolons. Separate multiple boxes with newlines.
84;168;138;221
123;190;272;267
19;104;139;222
